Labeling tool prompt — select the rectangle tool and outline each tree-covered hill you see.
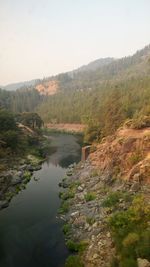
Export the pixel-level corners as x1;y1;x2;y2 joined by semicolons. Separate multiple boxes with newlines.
1;44;150;144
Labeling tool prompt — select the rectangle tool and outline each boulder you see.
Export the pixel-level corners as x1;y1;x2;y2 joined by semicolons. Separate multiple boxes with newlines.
0;200;9;209
137;258;150;267
11;176;22;186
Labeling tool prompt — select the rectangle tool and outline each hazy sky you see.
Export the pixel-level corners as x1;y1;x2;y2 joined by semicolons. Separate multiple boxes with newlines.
0;0;150;85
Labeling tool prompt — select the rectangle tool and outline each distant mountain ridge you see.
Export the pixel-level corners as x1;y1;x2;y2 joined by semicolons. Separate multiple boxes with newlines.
1;79;40;91
1;58;115;91
1;44;150;94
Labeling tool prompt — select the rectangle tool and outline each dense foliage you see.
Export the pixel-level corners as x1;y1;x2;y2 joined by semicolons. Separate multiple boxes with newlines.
0;109;43;157
0;109;19;150
37;76;150;142
0;87;44;113
109;196;150;267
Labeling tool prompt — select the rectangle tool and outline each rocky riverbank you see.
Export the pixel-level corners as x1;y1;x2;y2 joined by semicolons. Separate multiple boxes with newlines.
59;125;150;267
0;154;44;209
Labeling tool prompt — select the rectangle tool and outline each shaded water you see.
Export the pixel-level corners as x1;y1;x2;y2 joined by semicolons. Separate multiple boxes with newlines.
0;133;82;267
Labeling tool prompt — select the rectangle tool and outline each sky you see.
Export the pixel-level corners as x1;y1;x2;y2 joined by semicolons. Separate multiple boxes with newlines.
0;0;150;85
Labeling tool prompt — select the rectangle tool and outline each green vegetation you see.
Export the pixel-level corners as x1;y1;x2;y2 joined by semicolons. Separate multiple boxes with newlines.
86;217;96;225
109;195;150;267
0;87;44;113
84;192;96;202
59;191;75;200
62;224;71;235
0;109;20;156
58;201;70;214
102;191;133;208
66;240;88;253
128;151;143;166
65;255;84;267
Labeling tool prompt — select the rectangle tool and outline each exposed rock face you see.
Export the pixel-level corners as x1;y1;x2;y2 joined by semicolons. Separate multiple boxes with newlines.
90;127;150;184
36;80;58;95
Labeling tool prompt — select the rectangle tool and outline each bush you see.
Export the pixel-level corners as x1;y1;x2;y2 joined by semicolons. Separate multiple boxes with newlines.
66;240;88;252
109;195;150;266
58;201;70;214
102;192;122;208
136;230;150;260
129;151;142;165
65;255;84;267
59;191;75;200
120;258;138;267
86;217;96;225
84;192;96;202
62;224;71;235
123;233;139;247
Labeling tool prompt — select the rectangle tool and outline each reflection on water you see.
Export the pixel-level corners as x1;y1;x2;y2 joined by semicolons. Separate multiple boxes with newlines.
0;133;82;267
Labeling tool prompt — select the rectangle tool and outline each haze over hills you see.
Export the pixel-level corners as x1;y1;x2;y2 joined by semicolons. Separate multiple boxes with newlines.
1;44;150;95
0;43;150;134
1;79;40;91
1;57;115;92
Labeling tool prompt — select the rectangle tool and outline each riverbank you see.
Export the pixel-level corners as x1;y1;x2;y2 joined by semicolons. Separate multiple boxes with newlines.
46;123;86;134
0;133;54;209
59;125;150;267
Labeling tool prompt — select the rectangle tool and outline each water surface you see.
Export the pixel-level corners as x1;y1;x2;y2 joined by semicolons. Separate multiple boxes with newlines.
0;133;82;267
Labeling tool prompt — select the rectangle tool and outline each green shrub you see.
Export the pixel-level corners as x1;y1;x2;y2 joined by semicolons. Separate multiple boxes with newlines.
84;192;96;202
62;224;71;235
66;240;88;252
120;257;138;267
123;233;139;247
102;192;122;208
90;169;99;177
136;230;150;260
109;195;150;266
58;201;70;214
86;217;96;225
59;191;75;200
65;255;84;267
129;151;142;165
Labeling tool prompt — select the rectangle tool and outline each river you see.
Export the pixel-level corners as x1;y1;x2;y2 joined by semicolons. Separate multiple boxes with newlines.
0;133;82;267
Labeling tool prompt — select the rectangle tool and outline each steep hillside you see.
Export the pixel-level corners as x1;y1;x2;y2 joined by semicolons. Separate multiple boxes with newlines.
59;123;150;267
90;125;150;184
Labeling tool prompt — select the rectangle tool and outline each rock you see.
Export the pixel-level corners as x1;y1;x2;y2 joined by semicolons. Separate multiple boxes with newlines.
33;165;41;171
130;181;140;191
19;164;27;171
106;232;111;238
17;171;23;177
0;200;9;209
27;165;34;171
92;253;99;260
137;258;150;267
76;193;85;201
77;186;84;192
70;211;80;218
133;173;140;182
11;176;22;185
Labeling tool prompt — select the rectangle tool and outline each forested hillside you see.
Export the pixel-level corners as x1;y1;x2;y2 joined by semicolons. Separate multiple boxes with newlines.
1;44;150;144
0;87;44;113
37;45;150;142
